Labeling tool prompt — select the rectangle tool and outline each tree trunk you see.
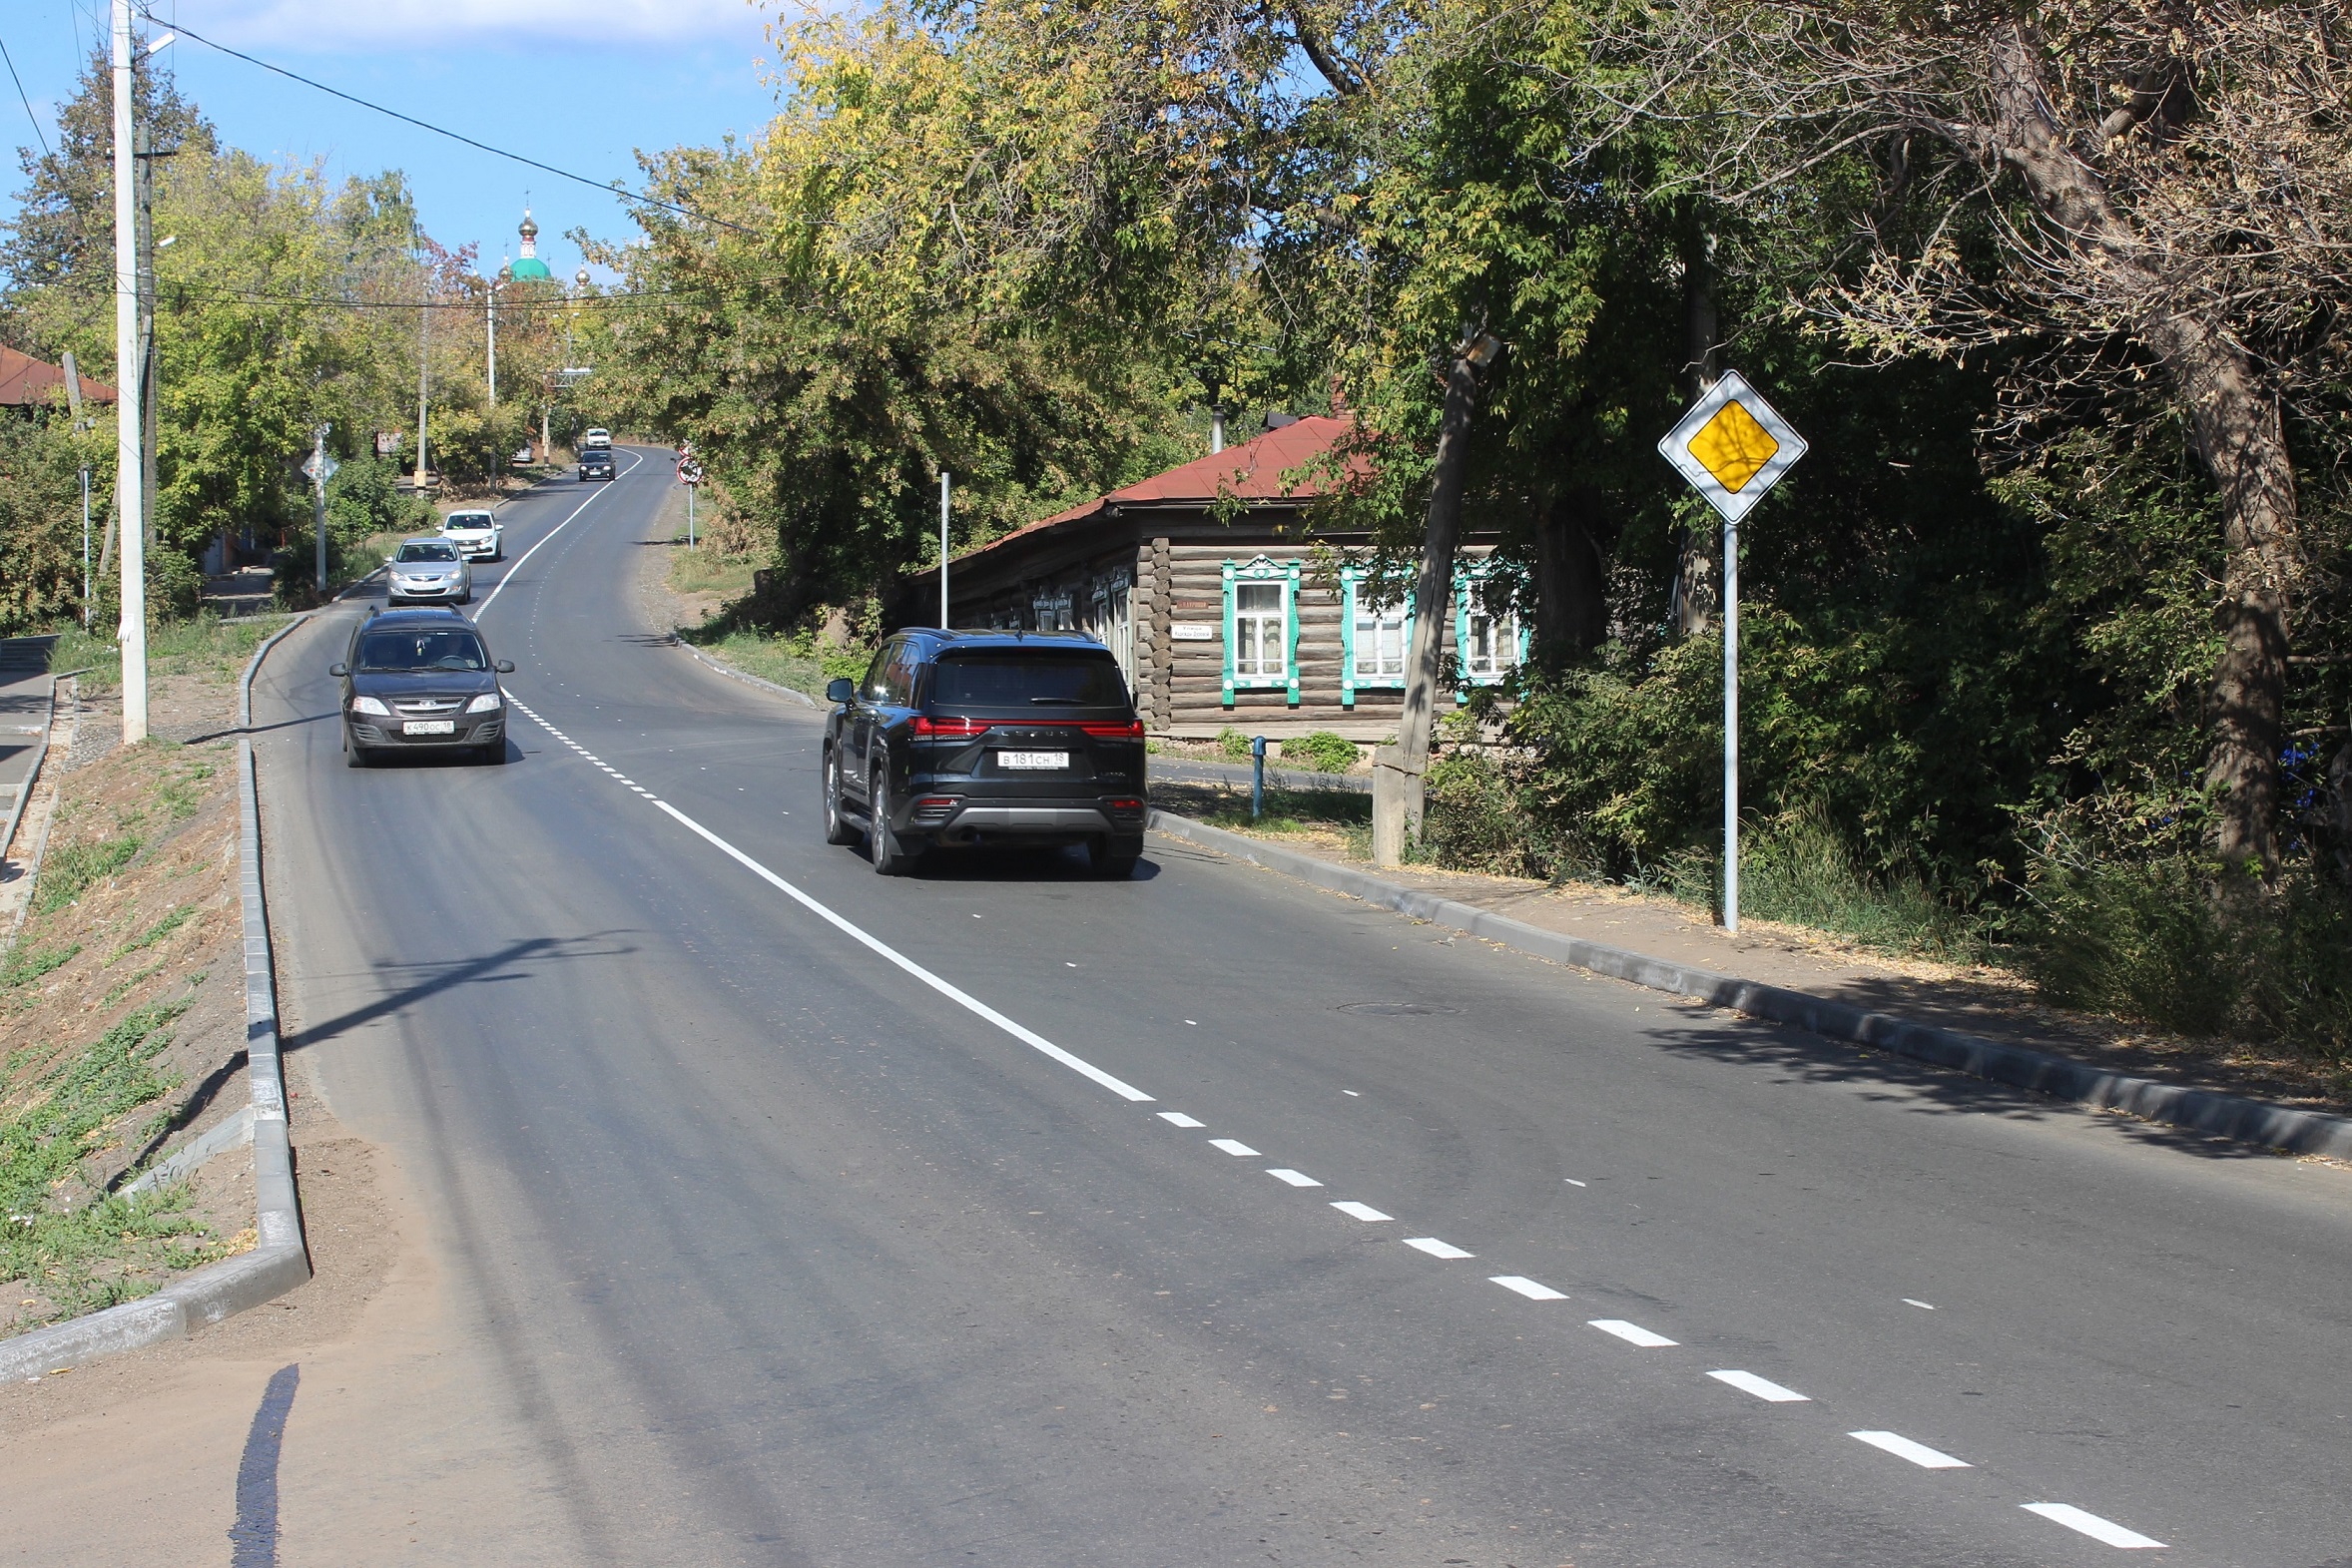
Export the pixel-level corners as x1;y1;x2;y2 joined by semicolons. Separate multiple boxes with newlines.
1395;332;1505;829
1670;223;1719;638
1983;22;2299;876
1532;484;1610;664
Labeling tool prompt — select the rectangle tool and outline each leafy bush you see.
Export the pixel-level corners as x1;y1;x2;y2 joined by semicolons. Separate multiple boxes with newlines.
1279;732;1361;774
1217;727;1253;761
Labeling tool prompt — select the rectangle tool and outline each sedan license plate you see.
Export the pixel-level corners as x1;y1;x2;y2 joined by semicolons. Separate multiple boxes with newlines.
997;750;1069;771
403;720;456;736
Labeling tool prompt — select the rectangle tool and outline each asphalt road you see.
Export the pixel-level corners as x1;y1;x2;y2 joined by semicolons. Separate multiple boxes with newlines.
246;447;2352;1567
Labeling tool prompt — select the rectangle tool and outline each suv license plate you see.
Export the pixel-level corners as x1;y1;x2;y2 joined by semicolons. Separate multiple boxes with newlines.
403;720;456;736
997;750;1068;770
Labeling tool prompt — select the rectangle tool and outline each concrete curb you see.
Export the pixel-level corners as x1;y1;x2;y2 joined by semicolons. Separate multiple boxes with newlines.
1148;809;2352;1161
0;679;53;873
669;636;818;707
239;614;309;730
0;743;310;1381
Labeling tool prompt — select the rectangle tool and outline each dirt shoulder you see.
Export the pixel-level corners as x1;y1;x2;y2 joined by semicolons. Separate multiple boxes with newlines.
1148;780;2352;1122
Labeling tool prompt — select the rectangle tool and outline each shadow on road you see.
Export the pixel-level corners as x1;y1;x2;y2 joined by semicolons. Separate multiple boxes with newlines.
287;932;639;1057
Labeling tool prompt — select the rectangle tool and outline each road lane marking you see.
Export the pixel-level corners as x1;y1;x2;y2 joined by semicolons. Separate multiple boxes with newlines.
1157;1112;1205;1128
1708;1369;1808;1402
1404;1238;1473;1260
1331;1201;1393;1222
1563;1178;1587;1187
1209;1138;1260;1157
1267;1169;1323;1187
640;793;1155;1103
1849;1431;1970;1469
1903;1299;1936;1309
1588;1318;1678;1348
475;449;645;617
2020;1503;2166;1549
1489;1276;1566;1301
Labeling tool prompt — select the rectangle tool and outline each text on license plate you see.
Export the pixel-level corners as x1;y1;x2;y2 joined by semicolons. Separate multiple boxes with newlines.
403;720;456;735
997;750;1068;770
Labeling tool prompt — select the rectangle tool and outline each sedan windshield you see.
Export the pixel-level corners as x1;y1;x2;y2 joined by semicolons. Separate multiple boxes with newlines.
394;541;460;563
358;630;488;672
932;654;1128;709
444;514;492;531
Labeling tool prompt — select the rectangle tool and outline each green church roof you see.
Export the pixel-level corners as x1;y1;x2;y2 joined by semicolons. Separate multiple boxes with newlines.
509;257;553;280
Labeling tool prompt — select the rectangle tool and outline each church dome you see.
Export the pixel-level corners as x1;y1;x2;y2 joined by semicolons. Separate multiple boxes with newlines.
510;206;554;279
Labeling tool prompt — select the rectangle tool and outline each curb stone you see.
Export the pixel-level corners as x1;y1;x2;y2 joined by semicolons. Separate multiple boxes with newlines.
240;614;308;729
1148;809;2352;1162
0;688;311;1381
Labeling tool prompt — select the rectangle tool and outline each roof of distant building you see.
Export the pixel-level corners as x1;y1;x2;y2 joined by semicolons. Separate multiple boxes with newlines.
0;345;118;408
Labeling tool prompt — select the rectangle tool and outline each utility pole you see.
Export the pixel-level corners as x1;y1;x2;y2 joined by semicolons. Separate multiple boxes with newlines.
63;352;90;628
112;0;148;744
487;262;507;405
939;471;951;627
415;280;430;492
135;120;158;555
311;425;331;595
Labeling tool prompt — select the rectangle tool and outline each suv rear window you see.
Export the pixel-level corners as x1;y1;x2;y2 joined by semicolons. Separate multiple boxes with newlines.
932;654;1128;710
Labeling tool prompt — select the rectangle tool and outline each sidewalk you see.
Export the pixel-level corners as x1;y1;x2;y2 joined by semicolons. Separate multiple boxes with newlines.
1144;793;2351;1133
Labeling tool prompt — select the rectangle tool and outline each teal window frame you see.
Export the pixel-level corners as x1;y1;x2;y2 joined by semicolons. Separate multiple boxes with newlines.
1339;564;1413;708
1454;563;1528;701
1222;555;1302;708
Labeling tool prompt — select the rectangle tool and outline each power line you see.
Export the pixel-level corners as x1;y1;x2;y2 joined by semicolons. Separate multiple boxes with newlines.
0;31;53;160
142;13;763;238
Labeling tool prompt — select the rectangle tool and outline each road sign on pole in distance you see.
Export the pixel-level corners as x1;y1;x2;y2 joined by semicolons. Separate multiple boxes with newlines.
1657;370;1808;934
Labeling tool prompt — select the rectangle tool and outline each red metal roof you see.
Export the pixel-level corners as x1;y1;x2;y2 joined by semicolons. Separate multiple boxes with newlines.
0;346;118;408
957;414;1358;563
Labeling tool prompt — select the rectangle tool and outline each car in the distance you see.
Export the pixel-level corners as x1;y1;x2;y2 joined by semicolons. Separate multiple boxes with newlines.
578;447;615;482
331;607;514;767
822;630;1146;876
440;508;503;561
580;427;612;449
386;537;471;605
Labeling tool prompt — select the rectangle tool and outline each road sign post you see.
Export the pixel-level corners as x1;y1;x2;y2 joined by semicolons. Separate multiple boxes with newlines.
302;431;337;594
676;447;703;548
1657;370;1809;932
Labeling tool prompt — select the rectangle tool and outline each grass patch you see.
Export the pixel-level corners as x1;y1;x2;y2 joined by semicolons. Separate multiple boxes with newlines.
155;758;217;821
106;906;194;965
1;943;80;994
47;615;269;695
1279;732;1364;775
33;836;142;915
1194;784;1373;855
685;627;869;700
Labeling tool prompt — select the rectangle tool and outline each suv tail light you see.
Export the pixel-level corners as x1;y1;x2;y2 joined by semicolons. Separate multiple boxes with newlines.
912;715;991;738
1078;720;1145;739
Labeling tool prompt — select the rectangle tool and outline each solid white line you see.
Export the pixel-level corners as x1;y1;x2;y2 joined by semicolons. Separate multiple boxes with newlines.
1404;1238;1473;1260
1588;1318;1677;1348
1488;1276;1566;1302
1266;1169;1323;1187
1209;1138;1260;1157
1849;1431;1971;1469
476;449;645;618
2021;1503;2166;1549
1708;1369;1808;1402
1330;1201;1392;1222
646;798;1155;1102
1157;1112;1205;1128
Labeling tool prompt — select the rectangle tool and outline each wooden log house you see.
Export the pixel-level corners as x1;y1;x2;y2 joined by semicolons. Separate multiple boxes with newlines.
912;416;1523;741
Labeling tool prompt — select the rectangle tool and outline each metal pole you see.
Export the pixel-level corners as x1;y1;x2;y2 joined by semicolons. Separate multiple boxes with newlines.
312;425;329;595
1251;735;1266;818
112;0;148;745
939;471;950;628
81;465;92;628
415;288;429;492
1722;513;1739;932
486;284;496;406
687;484;695;549
1211;406;1225;455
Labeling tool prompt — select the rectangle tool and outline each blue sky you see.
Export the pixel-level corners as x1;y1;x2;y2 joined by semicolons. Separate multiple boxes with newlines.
2;0;786;278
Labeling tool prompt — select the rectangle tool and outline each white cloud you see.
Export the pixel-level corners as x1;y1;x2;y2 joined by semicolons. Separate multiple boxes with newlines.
181;0;772;51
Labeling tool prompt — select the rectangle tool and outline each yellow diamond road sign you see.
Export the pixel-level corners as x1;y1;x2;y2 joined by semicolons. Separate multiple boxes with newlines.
1658;370;1807;523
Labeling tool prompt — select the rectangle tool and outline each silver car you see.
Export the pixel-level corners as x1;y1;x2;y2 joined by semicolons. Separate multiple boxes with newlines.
386;538;472;605
440;509;503;561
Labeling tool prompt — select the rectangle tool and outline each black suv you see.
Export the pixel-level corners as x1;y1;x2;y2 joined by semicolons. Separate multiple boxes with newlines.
578;447;615;481
823;631;1147;876
331;607;515;767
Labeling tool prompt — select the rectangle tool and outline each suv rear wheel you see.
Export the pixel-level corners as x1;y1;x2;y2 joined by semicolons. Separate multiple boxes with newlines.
868;765;919;875
1087;835;1140;879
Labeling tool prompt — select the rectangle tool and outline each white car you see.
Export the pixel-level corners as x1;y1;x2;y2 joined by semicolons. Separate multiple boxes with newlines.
580;427;612;449
440;509;503;562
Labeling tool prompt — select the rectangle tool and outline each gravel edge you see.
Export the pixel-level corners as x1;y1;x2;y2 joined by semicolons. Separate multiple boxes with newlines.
1149;809;2352;1161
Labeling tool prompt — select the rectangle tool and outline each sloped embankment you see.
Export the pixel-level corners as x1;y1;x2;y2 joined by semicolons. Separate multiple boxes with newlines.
2;718;257;1333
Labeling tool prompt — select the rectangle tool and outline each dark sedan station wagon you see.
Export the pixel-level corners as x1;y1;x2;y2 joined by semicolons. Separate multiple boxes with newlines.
332;607;515;767
823;630;1147;876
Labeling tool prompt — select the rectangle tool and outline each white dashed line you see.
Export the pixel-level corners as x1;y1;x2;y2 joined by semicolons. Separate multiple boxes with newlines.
1404;1238;1473;1260
1266;1169;1323;1188
1208;1138;1260;1157
1849;1431;1970;1469
1488;1276;1567;1302
1562;1178;1587;1187
1330;1201;1393;1222
1708;1369;1808;1402
2021;1503;2166;1549
1902;1299;1936;1309
1588;1318;1677;1348
1157;1112;1205;1129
